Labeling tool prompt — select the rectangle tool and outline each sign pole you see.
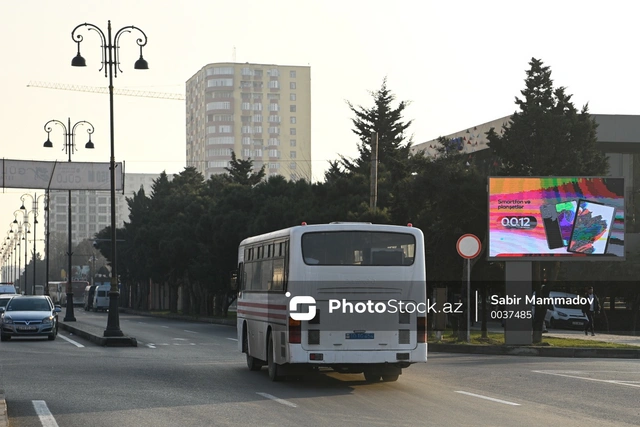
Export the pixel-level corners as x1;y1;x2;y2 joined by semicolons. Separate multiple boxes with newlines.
456;234;481;344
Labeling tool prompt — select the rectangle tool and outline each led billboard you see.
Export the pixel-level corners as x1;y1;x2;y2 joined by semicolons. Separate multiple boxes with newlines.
488;177;624;260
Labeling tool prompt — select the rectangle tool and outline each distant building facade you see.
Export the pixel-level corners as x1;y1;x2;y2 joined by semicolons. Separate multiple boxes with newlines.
47;172;170;246
185;62;311;181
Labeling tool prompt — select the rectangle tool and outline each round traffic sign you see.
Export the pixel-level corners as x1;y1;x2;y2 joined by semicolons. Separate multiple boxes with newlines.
457;234;481;259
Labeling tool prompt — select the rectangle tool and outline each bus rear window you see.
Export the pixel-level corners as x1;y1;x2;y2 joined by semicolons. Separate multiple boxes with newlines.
301;231;415;266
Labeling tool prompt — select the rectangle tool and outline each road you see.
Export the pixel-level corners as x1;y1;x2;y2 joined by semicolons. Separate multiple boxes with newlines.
1;310;638;427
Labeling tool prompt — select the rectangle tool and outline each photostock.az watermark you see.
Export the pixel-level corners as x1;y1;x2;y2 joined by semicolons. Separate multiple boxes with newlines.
286;293;462;320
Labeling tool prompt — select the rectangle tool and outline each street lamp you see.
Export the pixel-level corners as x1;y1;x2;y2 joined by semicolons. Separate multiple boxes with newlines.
43;118;95;321
20;193;47;295
71;20;148;337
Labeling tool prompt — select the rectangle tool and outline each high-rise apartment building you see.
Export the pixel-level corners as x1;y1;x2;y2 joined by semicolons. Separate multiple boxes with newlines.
186;62;311;181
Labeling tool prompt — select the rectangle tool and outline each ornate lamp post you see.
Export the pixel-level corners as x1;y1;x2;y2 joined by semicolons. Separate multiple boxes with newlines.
43;118;95;321
71;20;148;337
20;193;48;295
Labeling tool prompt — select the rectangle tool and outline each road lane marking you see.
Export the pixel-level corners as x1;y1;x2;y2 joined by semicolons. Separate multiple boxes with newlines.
227;338;238;341
161;326;169;328
59;334;84;348
533;370;640;388
32;400;59;427
256;392;297;407
454;391;520;406
184;330;197;334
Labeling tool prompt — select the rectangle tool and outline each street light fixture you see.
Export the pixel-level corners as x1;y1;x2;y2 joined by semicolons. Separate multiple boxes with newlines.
20;193;48;295
71;20;148;337
43;118;95;321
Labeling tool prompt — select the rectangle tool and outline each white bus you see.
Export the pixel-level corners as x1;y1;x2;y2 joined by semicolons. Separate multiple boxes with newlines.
237;222;427;382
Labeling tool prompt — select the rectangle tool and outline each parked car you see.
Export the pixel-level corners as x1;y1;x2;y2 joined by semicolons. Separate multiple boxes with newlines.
0;294;18;310
0;284;17;295
0;295;61;341
544;291;588;330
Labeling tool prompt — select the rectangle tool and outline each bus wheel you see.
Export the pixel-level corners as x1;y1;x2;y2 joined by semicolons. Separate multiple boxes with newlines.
363;371;381;383
245;333;262;371
267;336;282;381
381;374;399;382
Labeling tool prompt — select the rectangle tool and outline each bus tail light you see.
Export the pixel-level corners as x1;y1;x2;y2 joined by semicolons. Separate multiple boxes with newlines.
417;316;426;343
289;317;301;343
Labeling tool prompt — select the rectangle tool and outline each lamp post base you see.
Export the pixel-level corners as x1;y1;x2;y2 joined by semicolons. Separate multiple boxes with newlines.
64;292;76;321
104;290;124;337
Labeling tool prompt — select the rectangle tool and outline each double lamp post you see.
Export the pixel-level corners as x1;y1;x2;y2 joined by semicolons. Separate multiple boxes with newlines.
70;21;148;336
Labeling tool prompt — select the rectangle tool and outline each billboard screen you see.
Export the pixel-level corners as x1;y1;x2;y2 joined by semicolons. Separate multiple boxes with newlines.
488;177;624;260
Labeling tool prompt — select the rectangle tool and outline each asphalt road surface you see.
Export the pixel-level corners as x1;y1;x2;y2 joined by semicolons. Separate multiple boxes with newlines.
1;310;638;427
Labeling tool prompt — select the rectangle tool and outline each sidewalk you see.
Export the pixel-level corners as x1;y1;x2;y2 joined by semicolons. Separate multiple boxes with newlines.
427;321;640;358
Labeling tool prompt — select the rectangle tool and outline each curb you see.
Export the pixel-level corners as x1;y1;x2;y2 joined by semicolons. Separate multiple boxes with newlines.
58;322;137;347
0;390;6;427
429;343;640;358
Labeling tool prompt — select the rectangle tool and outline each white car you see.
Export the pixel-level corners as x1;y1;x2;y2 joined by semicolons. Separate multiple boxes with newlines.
544;291;588;330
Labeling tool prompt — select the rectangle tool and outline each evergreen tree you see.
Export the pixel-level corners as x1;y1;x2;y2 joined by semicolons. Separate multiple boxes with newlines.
487;57;608;176
224;151;265;185
342;77;413;180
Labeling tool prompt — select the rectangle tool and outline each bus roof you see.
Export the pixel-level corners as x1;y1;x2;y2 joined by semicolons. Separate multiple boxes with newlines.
238;223;422;247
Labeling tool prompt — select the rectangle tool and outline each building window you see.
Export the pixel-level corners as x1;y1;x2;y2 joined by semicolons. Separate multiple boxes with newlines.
241;67;253;76
290;139;296;147
290;94;296;101
242;149;252;157
290;82;296;89
290;70;296;78
254;149;263;157
269;80;280;89
268;115;281;123
290;162;297;169
209;161;229;168
207;101;231;111
290;128;296;135
252;115;262;123
268;138;280;146
214;91;233;98
267;93;280;100
89;206;96;214
290;151;297;158
269;103;280;112
207;136;235;145
241;115;252;124
268;149;280;158
253;126;263;134
290;117;296;124
219;125;232;133
252;139;263;146
269;162;280;169
207;78;233;87
268;127;280;134
242;137;251;145
98;215;107;223
241;102;251;110
268;68;279;77
253;103;263;111
290;105;296;112
207;67;234;75
98;206;108;213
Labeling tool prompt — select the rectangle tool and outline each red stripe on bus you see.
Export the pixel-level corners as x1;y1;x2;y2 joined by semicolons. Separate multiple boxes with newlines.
238;309;288;320
237;302;286;310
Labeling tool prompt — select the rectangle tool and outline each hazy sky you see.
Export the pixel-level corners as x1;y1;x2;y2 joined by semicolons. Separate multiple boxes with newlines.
2;0;639;264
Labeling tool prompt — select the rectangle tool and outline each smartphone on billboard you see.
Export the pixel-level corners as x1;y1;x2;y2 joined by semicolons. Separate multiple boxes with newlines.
540;204;564;249
567;200;616;255
555;200;578;246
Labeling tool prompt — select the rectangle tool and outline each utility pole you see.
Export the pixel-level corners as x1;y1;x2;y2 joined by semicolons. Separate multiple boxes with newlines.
369;131;378;213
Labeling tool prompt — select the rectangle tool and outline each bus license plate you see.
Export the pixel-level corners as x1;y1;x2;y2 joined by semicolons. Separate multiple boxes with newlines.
17;326;37;331
572;321;583;326
345;333;374;339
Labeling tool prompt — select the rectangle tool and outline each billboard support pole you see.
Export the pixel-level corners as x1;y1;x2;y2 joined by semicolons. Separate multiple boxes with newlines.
504;262;532;345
